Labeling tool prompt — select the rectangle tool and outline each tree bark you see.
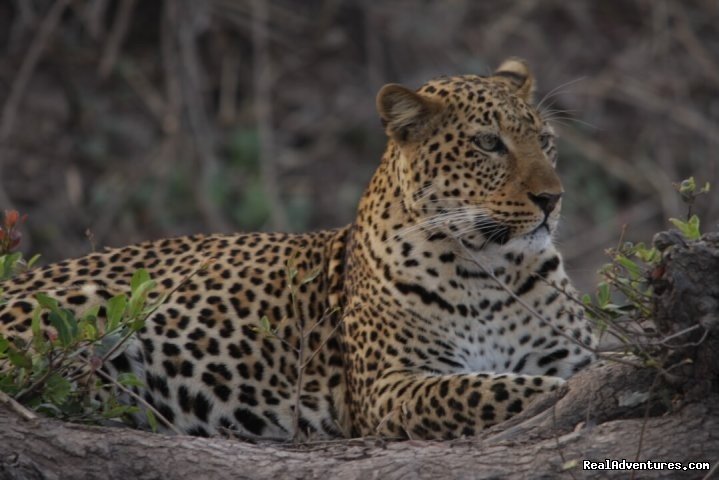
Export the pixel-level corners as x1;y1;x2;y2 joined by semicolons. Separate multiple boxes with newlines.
1;231;717;480
0;384;717;480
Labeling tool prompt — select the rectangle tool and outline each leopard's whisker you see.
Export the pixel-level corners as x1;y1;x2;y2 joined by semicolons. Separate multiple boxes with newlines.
536;76;587;112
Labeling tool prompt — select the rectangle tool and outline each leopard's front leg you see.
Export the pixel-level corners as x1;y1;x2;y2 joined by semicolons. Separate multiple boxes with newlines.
360;371;564;439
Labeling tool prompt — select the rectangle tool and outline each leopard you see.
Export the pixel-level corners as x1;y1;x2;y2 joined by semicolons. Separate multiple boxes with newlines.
0;58;596;441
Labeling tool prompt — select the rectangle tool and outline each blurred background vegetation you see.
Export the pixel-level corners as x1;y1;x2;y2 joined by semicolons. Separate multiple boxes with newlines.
0;0;717;292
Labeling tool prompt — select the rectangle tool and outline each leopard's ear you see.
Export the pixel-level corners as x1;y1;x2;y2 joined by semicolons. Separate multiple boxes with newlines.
376;84;441;143
493;58;535;103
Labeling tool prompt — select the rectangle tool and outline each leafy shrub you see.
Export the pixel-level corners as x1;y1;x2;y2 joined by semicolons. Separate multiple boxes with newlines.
583;177;711;361
0;210;166;429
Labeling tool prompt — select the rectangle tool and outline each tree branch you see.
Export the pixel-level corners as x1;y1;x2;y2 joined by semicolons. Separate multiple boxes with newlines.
0;370;716;480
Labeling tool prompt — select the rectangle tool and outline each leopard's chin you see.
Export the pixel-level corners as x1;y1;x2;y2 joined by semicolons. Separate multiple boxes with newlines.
510;225;554;251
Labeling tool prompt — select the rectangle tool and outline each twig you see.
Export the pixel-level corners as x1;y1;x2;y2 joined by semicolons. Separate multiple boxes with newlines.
592;76;719;146
0;389;37;421
209;0;301;50
218;37;240;124
558;128;653;195
702;460;719;480
301;312;343;369
93;366;183;436
536;275;658;365
562;197;660;262
98;0;137;78
658;324;709;349
631;372;661;478
251;0;288;230
0;0;72;142
293;329;305;442
160;5;182;134
285;267;305;442
99;259;213;365
552;401;578;480
451;234;595;354
14;351;65;403
477;0;540;55
120;66;170;132
168;0;232;232
672;4;719;85
7;0;37;53
0;165;13;210
80;0;110;40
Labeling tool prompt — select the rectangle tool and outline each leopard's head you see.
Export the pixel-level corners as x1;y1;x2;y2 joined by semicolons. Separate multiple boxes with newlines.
377;58;562;251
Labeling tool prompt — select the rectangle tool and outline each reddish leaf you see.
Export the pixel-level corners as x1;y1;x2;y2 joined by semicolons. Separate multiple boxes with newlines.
4;210;19;229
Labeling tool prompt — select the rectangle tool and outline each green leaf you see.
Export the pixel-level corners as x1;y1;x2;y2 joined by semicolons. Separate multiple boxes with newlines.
35;292;60;312
678;176;696;196
0;379;19;396
595;317;608;333
687;214;701;240
31;306;42;339
30;306;50;353
1;252;22;280
95;331;125;359
106;294;128;331
128;280;156;318
26;254;41;269
35;402;64;417
616;255;641;279
130;269;151;293
634;244;659;264
597;282;610;308
82;305;101;322
301;267;323;285
48;311;70;347
43;373;72;405
31;355;49;374
79;316;98;340
103;404;139;420
48;310;79;348
0;335;8;356
64;310;80;343
256;315;277;338
79;306;100;340
260;315;271;332
129;317;146;331
7;349;31;369
117;372;144;388
669;215;701;240
145;409;159;432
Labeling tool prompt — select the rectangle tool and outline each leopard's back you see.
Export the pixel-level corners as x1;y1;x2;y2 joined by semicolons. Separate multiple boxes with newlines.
0;229;350;438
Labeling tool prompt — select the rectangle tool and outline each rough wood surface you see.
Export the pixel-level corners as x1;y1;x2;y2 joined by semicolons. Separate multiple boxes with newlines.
0;367;716;480
1;231;717;480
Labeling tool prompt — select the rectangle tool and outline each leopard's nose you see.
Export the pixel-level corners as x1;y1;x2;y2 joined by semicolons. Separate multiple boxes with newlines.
528;192;562;215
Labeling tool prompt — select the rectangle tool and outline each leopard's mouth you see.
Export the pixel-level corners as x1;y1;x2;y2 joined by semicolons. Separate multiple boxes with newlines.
450;217;512;251
530;218;551;235
473;218;511;245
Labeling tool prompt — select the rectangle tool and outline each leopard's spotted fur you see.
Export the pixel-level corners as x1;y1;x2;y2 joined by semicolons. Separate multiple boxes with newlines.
0;59;595;440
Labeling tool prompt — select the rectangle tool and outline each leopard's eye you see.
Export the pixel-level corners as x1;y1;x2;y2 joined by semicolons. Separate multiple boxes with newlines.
539;133;552;150
473;133;506;153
